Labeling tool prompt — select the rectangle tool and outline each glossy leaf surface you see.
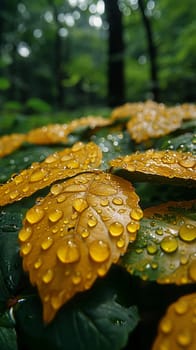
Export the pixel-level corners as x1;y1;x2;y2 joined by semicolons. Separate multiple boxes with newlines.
14;272;139;350
152;293;196;350
110;149;196;186
19;171;142;322
120;200;196;284
0;142;102;206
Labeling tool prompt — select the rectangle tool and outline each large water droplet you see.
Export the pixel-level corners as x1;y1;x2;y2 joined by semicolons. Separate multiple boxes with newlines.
48;209;63;223
109;222;124;237
26;207;45;224
18;227;32;242
50;183;63;196
41;236;53;250
179;157;195;168
89;240;110;262
160;318;173;334
57;240;80;263
112;197;123;205
87;216;97;227
126;221;140;233
42;269;54;284
130;208;143;220
179;223;196;242
174;300;189;315
147;242;158;255
176;329;192;347
160;236;178;253
73;198;88;213
30;169;47;182
21;242;32;255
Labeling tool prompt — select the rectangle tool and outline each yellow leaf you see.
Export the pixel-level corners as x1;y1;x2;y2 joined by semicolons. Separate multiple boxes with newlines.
0;133;26;158
26;116;111;145
110;149;196;185
18;171;142;323
0;142;102;206
152;293;196;350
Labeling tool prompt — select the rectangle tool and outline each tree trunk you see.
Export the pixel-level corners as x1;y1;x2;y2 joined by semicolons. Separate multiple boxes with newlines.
104;0;125;107
138;0;159;101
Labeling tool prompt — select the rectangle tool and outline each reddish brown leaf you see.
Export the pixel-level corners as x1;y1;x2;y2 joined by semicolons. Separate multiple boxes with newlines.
18;171;142;323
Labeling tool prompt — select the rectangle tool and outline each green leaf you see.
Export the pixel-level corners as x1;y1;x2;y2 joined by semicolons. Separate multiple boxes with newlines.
0;327;18;350
120;201;196;284
14;270;139;350
160;132;196;154
0;78;10;91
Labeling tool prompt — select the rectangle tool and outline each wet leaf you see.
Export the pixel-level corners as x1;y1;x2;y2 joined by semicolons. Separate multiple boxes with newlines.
110;149;196;186
0;327;18;350
152;293;196;350
26;117;111;145
14;272;139;350
120;200;196;284
160;132;196;154
18;171;142;323
0;134;26;158
0;142;102;206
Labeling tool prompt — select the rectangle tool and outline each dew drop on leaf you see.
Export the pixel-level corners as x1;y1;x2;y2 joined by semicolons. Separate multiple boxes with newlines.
160;236;178;253
179;224;196;242
26;207;45;224
56;240;80;263
18;227;33;242
89;240;110;263
48;209;63;223
42;269;54;284
109;222;124;237
41;237;53;250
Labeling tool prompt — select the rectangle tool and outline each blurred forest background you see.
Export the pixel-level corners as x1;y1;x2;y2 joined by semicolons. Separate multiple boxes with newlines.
0;0;195;115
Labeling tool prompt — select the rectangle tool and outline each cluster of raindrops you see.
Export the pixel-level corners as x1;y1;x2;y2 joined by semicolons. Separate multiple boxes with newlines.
110;149;196;183
18;171;143;323
0;142;102;206
121;200;196;284
152;293;196;350
111;100;196;143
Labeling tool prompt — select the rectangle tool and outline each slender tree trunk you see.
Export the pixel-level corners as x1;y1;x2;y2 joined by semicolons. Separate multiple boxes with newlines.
104;0;125;107
138;0;159;101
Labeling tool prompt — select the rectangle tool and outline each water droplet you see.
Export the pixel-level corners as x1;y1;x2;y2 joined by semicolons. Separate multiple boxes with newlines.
72;272;82;285
156;228;163;235
26;207;45;224
9;190;19;200
48;209;63;223
72;142;84;152
109;222;124;237
151;262;158;269
21;242;32;255
34;257;42;269
50;183;63;196
179;157;195;168
30;169;47;182
73;198;88;213
14;175;23;185
147;242;157;255
174;300;189;315
130;208;143;220
180;255;188;265
22;185;29;193
57;240;80;263
100;199;109;206
160;318;173;334
112;197;123;205
127;221;140;233
87;216;97;227
42;269;54;284
116;238;125;248
57;194;66;203
160;236;178;253
179;223;196;242
18;227;32;242
66;160;79;169
41;237;53;250
51;294;63;310
81;229;90;238
188;260;196;282
45;154;57;163
176;329;192;347
89;240;110;263
97;265;107;277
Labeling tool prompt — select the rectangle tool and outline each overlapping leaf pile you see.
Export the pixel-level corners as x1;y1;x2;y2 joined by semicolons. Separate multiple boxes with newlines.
0;101;195;350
